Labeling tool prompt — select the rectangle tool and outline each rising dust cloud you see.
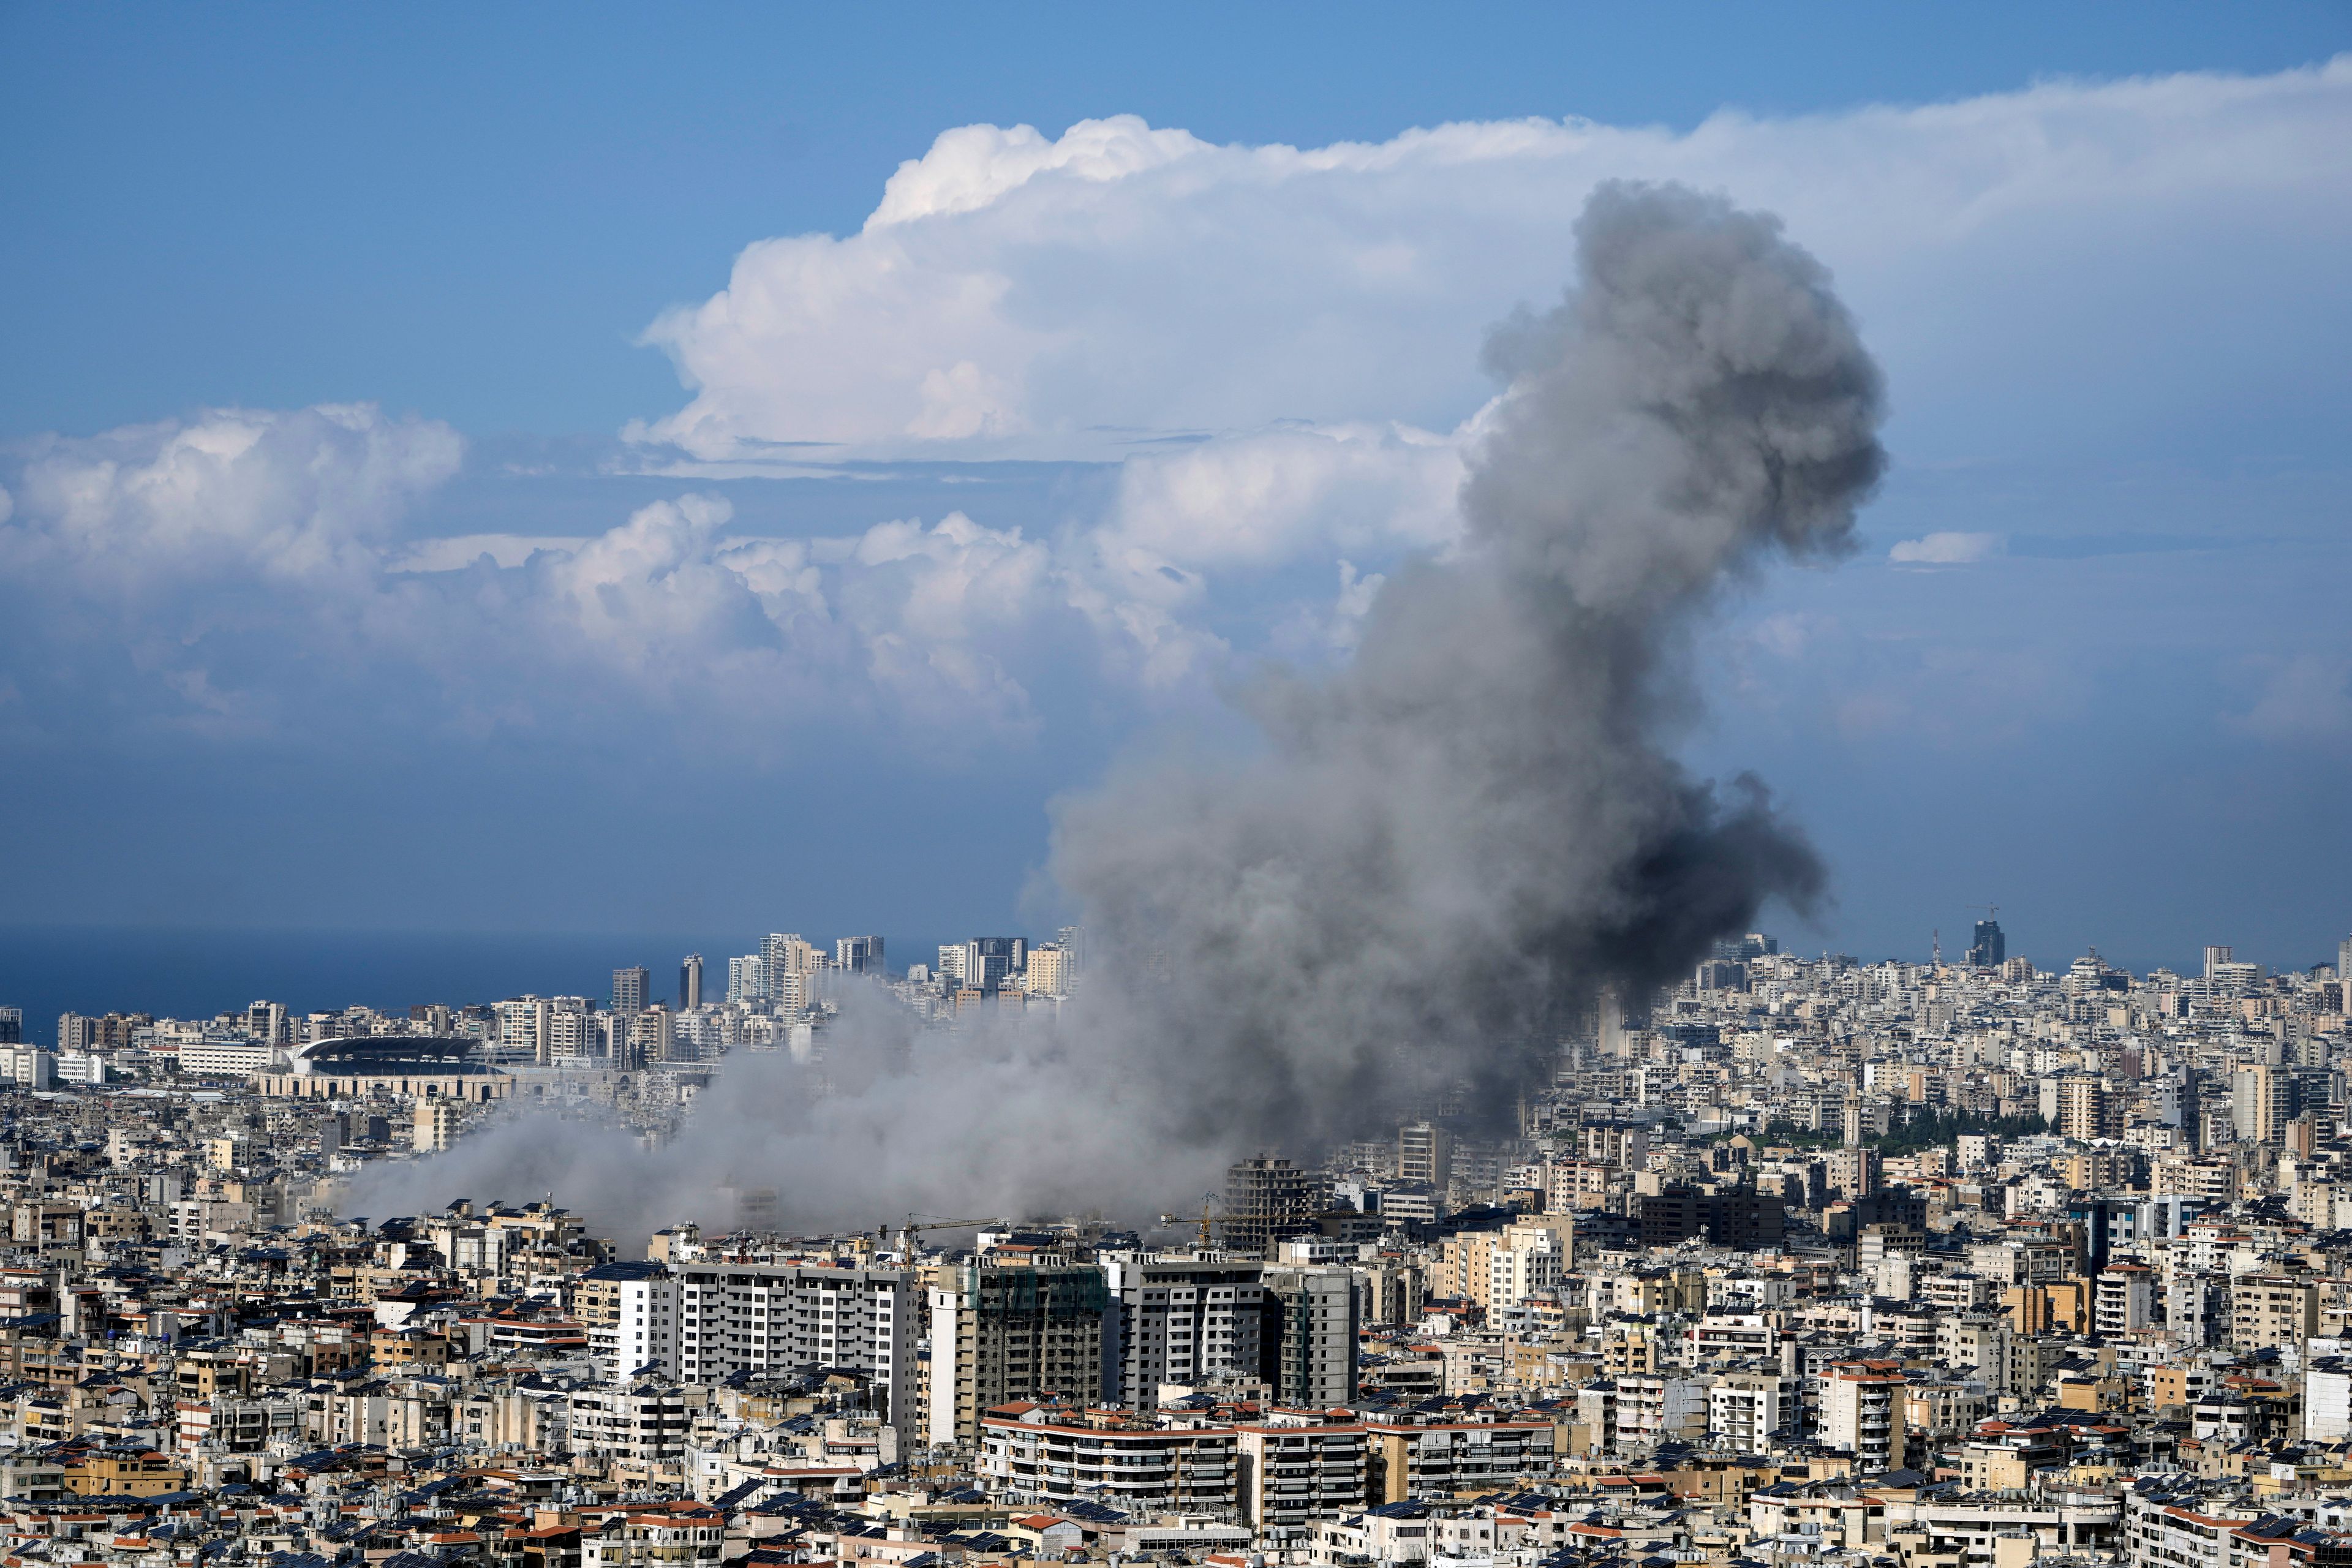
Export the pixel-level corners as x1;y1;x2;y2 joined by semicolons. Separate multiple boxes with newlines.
350;182;1888;1242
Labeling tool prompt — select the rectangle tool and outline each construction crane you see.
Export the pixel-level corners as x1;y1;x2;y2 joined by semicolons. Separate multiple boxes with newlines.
1156;1191;1220;1250
886;1213;1004;1259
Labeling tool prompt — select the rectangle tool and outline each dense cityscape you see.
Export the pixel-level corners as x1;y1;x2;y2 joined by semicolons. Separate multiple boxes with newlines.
0;919;2343;1568
6;16;2345;1568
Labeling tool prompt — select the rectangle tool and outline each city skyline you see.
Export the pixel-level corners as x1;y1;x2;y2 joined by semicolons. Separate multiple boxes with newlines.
10;911;2352;1065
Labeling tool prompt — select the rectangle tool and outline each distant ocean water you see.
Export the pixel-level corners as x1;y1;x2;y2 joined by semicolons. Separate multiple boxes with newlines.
0;925;935;1049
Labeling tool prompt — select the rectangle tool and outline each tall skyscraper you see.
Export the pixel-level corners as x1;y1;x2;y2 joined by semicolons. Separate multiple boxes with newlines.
1966;919;2005;968
726;955;766;1006
0;1007;20;1046
678;954;704;1011
835;935;884;974
2205;945;2233;982
2338;933;2351;984
612;967;649;1016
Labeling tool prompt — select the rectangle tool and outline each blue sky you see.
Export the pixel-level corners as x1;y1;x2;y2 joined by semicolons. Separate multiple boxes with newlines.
2;2;2349;978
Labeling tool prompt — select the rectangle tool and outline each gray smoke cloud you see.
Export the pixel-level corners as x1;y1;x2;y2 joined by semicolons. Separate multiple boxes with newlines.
344;988;1180;1245
1050;181;1884;1159
346;181;1885;1240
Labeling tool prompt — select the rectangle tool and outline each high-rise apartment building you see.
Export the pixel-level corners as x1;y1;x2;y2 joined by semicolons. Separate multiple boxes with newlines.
1398;1122;1452;1189
496;997;553;1066
1823;1362;1907;1471
1966;919;2005;968
589;1259;919;1434
580;1261;677;1380
546;997;595;1060
1439;1223;1572;1308
771;968;809;1012
1023;944;1070;996
1102;1256;1267;1413
413;1099;461;1154
1354;1261;1426;1329
1260;1264;1360;1407
673;1261;918;1431
2233;1064;2290;1146
1695;959;1748;992
678;954;703;1011
0;1008;20;1046
244;1000;290;1045
2231;1274;2320;1351
1826;1146;1878;1200
929;1260;1110;1446
835;936;884;974
726;955;765;1006
1223;1156;1319;1255
630;1005;674;1066
612;967;649;1016
1709;1372;1784;1452
2055;1078;2122;1141
762;933;823;991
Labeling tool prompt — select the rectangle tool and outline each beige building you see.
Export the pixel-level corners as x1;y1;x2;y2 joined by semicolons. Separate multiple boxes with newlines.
2230;1274;2318;1351
1823;1362;1908;1472
413;1098;462;1153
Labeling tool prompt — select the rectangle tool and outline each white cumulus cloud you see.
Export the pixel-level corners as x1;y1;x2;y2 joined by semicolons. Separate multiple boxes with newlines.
12;65;2351;769
0;408;1196;749
634;64;2352;470
4;405;463;592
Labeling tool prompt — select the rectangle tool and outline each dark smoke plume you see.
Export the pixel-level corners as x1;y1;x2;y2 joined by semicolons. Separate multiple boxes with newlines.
347;182;1884;1237
1050;180;1884;1155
